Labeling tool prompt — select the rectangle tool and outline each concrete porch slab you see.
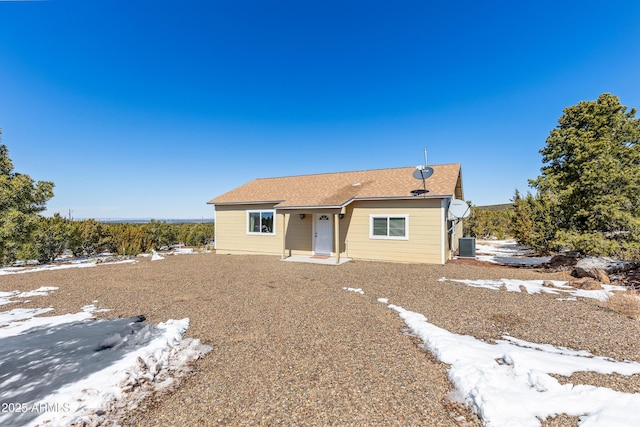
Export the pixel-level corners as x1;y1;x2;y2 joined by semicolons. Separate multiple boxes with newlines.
281;255;352;265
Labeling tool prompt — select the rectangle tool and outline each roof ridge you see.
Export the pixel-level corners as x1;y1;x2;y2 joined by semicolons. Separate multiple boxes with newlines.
254;163;460;181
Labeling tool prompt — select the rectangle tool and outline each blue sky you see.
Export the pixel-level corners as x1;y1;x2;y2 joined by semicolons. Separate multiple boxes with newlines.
1;1;639;219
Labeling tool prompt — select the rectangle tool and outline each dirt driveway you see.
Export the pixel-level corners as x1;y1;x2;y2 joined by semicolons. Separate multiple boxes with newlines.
1;253;637;426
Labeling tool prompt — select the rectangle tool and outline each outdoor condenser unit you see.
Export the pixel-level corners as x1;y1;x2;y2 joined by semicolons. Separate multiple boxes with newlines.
458;237;476;258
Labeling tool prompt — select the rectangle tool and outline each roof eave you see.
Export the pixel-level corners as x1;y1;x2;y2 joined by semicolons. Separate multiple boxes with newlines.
353;194;453;202
275;205;344;210
208;200;285;206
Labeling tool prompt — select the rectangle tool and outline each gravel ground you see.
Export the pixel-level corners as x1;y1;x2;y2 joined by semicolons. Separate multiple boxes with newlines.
1;253;639;426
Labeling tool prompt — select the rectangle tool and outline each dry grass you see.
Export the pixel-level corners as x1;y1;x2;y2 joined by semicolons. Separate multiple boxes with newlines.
606;291;640;319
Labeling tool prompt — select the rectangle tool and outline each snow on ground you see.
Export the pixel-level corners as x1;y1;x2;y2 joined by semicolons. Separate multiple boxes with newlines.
149;247;196;260
173;247;194;255
474;240;551;266
0;286;59;307
349;284;640;425
0;287;211;427
437;278;626;302
0;259;137;276
352;239;640;426
476;240;535;257
345;282;640;425
448;239;628;302
385;302;640;427
1;247;203;274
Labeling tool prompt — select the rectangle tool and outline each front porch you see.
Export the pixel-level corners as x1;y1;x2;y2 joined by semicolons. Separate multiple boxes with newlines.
279;208;347;265
281;255;352;265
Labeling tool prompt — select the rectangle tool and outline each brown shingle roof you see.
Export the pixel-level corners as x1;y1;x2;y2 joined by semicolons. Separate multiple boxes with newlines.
208;164;462;208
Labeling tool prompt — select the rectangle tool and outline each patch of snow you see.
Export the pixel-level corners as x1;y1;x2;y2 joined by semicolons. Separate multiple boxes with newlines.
474;240;550;266
173;248;194;255
387;303;640;427
80;304;111;314
440;278;626;301
0;260;136;276
342;287;364;295
476;255;551;266
0;288;211;426
0;286;59;307
16;286;60;298
377;298;389;304
572;285;625;302
27;319;211;427
476;240;535;257
0;291;20;306
151;250;164;261
0;307;56;329
0;307;95;340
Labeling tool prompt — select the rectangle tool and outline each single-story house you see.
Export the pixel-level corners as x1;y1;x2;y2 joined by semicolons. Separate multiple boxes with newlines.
207;163;465;264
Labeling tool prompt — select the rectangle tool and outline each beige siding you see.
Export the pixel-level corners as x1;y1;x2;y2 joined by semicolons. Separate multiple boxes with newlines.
214;204;283;255
215;199;449;264
284;213;313;255
344;199;444;264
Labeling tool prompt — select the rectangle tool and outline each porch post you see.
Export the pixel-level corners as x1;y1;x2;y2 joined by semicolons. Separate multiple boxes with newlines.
334;213;340;264
281;212;287;260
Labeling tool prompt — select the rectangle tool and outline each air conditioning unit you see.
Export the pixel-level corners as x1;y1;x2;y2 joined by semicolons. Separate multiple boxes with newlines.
458;237;476;258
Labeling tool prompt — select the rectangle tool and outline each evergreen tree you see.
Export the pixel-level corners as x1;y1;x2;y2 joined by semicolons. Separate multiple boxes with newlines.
0;133;55;265
530;93;640;256
510;190;558;254
510;190;533;244
465;204;512;239
70;218;108;256
143;220;177;249
23;214;72;263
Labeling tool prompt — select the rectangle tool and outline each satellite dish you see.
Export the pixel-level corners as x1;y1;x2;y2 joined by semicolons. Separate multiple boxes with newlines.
413;166;434;180
411;150;434;197
448;199;470;220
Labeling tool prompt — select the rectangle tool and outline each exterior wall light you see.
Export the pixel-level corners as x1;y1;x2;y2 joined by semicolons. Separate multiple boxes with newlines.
338;213;345;219
299;214;306;219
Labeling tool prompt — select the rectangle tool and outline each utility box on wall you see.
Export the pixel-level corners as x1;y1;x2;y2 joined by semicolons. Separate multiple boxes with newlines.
458;237;476;258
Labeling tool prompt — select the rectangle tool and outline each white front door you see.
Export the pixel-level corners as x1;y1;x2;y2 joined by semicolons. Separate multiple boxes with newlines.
314;214;333;255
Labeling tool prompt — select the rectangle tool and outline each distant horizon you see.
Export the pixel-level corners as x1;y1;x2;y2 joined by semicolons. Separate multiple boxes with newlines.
70;218;215;224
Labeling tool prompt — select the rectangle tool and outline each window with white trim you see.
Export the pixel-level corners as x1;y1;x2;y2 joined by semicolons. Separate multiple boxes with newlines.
370;215;408;239
247;210;275;234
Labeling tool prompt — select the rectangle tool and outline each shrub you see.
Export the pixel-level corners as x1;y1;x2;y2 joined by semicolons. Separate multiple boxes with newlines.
465;205;512;239
24;214;72;263
606;291;640;319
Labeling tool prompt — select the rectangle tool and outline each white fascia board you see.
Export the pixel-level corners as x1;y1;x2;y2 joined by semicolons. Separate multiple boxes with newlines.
275;205;344;210
209;200;284;206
